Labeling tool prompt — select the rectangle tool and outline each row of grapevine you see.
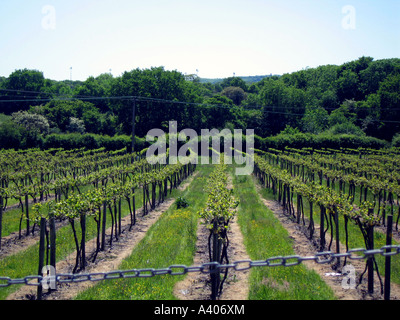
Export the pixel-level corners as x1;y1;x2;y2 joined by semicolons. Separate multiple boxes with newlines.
0;147;197;293
0;147;151;247
198;159;239;300
33;157;196;274
253;147;400;293
264;147;400;229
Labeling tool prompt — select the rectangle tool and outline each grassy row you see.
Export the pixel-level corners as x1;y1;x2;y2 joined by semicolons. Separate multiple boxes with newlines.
231;169;336;300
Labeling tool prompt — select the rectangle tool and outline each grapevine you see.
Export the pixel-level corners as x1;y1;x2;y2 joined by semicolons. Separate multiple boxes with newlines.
198;156;239;299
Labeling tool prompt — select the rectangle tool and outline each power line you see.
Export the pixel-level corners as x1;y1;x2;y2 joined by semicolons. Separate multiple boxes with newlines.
1;86;400;111
0;89;400;124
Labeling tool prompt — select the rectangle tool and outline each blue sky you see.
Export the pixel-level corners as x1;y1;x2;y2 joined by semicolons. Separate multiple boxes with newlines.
0;0;399;81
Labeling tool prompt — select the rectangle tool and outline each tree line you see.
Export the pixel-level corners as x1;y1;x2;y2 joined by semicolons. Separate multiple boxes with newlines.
0;56;399;150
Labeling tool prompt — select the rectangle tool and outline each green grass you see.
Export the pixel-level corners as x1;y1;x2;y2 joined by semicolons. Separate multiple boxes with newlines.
76;165;214;300
232;169;336;300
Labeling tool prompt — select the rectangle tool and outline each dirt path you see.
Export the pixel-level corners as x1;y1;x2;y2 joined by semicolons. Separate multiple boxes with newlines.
219;174;250;300
174;173;251;300
218;215;250;300
253;177;400;300
0;219;68;259
173;219;212;300
174;214;250;300
0;195;59;258
6;174;197;301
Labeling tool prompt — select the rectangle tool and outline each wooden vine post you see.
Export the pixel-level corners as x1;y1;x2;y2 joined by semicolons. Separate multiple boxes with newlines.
0;181;3;250
334;207;340;266
385;214;393;300
49;211;56;282
101;181;107;251
367;219;374;293
211;219;222;301
37;217;47;300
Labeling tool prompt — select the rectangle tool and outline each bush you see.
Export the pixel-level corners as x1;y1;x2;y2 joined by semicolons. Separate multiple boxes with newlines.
11;111;50;134
324;122;365;136
176;197;189;209
392;134;400;148
0;121;23;149
43;133;149;152
259;132;388;150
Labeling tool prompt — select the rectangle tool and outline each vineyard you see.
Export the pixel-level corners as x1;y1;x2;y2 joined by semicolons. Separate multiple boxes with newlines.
0;145;400;301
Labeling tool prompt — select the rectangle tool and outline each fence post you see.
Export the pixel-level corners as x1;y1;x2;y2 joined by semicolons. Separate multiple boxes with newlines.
367;224;374;294
334;208;340;266
101;200;106;251
384;214;393;300
37;217;46;300
25;194;30;236
211;220;221;300
80;213;86;270
49;211;56;291
0;187;3;251
320;206;325;251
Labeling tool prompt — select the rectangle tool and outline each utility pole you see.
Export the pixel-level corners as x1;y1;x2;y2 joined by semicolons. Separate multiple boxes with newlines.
132;98;136;153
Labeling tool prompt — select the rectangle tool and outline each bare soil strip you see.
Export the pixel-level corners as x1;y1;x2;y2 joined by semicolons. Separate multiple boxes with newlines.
219;175;250;300
0;195;59;258
218;215;250;300
173;219;212;300
174;214;250;300
254;178;400;300
0;220;68;259
6;174;197;301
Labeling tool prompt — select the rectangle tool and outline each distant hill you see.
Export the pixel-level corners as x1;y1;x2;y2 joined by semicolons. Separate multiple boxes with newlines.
200;74;278;84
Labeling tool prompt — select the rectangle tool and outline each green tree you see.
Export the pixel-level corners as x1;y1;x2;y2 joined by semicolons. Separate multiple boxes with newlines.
359;58;400;97
354;94;381;136
376;73;400;140
31;100;98;132
202;95;237;129
220;77;248;91
73;74;113;112
67;117;86;134
11;111;50;134
220;86;247;106
328;100;357;127
42;79;74;98
1;69;46;113
0;120;23;149
109;67;197;136
259;79;308;136
301;105;329;134
336;69;359;102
